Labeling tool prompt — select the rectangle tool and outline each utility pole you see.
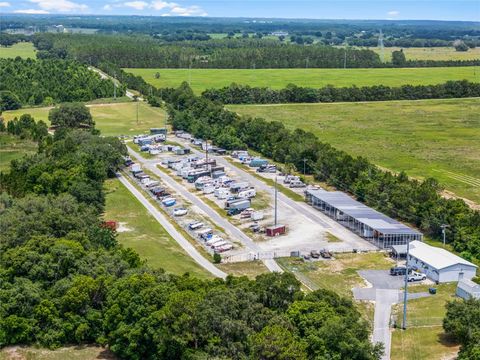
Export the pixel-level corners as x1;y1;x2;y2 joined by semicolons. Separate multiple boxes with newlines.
441;224;450;247
402;240;410;330
274;176;278;225
164;107;168;141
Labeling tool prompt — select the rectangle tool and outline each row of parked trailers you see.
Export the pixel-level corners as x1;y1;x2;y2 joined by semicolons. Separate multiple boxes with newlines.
127;159;234;254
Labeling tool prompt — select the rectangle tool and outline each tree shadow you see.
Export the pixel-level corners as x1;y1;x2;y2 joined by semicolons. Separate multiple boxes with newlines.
438;332;460;349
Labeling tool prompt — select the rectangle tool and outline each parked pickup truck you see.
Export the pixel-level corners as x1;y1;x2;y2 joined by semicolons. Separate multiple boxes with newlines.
407;272;427;282
320;249;332;259
310;250;320;259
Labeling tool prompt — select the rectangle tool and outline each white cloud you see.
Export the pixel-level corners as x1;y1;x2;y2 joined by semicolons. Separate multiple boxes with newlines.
387;10;399;16
0;2;11;7
103;4;112;10
14;8;50;13
124;1;148;10
150;0;170;10
170;4;207;16
30;0;88;12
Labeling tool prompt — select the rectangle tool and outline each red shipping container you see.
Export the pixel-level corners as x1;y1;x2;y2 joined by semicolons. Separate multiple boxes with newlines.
266;224;286;237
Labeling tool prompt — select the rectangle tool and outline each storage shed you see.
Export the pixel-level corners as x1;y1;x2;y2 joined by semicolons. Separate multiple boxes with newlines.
266;224;286;237
456;279;480;300
407;241;478;283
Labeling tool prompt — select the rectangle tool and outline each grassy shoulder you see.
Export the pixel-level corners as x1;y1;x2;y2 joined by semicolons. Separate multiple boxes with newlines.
0;133;37;172
104;177;211;278
368;46;480;62
229;98;480;204
0;345;116;360
125;67;479;94
217;261;270;279
390;283;460;360
2;101;166;137
0;42;36;59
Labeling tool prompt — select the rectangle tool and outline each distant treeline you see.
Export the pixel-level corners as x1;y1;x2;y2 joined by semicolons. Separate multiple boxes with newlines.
164;82;480;261
0;33;29;46
202;80;480;104
0;58;123;108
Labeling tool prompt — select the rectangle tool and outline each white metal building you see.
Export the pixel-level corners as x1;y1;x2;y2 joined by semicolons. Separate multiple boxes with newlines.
407;241;478;283
456;279;480;300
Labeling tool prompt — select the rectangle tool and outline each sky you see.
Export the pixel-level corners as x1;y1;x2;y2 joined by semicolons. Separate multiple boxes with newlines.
0;1;479;21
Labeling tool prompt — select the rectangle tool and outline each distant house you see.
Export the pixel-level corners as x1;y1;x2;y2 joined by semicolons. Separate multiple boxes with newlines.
271;31;289;37
407;241;477;283
456;279;480;300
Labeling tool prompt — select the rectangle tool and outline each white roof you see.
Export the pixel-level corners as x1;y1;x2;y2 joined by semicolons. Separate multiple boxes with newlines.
409;241;478;270
457;279;480;293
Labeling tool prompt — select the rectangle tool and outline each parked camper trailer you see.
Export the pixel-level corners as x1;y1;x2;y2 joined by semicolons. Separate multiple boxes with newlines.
215;244;233;253
203;184;216;195
238;188;256;199
225;199;251;211
249;158;269;168
230;182;250;193
215;188;231;199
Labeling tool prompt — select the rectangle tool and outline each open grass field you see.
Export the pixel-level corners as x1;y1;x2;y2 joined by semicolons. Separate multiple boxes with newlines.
391;283;460;360
104;178;210;278
0;133;37;172
2;101;166;136
229;98;480;204
0;42;37;59
125;67;479;93
368;46;480;62
0;345;116;360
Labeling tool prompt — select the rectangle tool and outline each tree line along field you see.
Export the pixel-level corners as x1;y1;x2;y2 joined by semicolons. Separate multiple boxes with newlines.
0;42;36;58
228;98;480;204
2;101;166;137
126;66;479;94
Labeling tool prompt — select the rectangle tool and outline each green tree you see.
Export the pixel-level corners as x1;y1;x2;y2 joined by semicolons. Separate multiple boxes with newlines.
0;91;21;111
250;324;307;360
391;50;407;66
48;103;94;129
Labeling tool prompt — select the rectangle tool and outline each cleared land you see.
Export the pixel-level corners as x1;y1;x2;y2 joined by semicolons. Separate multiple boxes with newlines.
0;42;36;59
125;67;479;93
229;98;480;203
0;133;37;171
2;101;166;136
390;283;460;360
0;345;115;360
104;178;210;278
369;46;480;62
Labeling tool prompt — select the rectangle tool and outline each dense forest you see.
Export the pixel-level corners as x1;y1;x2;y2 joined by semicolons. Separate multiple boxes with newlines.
0;58;123;108
163;82;480;261
202;80;480;104
0;105;383;359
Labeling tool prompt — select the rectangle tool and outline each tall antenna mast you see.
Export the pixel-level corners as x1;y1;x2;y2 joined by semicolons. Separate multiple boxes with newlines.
378;29;385;63
274;176;278;225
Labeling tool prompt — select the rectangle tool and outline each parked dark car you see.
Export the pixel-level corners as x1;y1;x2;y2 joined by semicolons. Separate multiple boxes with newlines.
227;208;242;216
390;266;407;276
310;250;320;259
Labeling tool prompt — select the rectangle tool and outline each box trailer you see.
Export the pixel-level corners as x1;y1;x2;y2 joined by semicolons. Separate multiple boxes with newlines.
146;180;160;188
266;224;286;237
188;170;211;183
211;240;229;249
251;211;264;221
249;158;269;168
215;188;231;199
225;199;251;211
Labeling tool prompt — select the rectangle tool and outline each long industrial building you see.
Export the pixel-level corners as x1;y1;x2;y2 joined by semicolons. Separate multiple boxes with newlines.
305;189;422;248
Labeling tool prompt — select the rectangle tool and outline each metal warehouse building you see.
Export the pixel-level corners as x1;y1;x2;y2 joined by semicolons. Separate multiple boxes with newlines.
305;189;422;248
408;241;477;283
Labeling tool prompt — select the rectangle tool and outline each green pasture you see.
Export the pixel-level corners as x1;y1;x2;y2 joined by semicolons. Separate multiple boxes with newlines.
228;98;480;204
104;178;210;278
125;67;479;94
369;46;480;62
0;42;37;59
2;101;166;136
0;133;37;172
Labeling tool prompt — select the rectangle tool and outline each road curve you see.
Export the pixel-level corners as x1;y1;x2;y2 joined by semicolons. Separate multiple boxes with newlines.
117;173;228;279
127;146;284;273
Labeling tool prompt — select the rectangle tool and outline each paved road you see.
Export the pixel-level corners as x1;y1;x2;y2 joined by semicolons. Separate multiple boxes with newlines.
175;139;374;251
88;66;141;100
127;146;284;273
117;173;228;279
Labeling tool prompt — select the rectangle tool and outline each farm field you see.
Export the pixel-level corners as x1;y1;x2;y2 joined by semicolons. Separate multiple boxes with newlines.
390;283;460;360
2;101;166;136
125;67;479;93
104;178;211;278
369;46;480;61
228;98;480;204
0;42;37;59
0;133;37;172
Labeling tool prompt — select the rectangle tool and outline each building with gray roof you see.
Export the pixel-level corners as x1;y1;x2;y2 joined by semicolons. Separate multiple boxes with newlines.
305;189;422;248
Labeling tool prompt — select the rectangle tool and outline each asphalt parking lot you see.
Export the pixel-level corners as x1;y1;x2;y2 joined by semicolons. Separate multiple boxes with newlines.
358;270;405;289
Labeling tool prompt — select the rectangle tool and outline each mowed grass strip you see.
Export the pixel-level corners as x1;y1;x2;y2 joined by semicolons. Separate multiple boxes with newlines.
228;98;480;204
0;345;116;360
104;178;210;278
2;101;166;136
0;42;37;59
125;67;479;94
0;133;37;171
390;283;460;360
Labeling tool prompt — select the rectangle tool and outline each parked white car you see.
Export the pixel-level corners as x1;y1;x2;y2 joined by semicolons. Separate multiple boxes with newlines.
407;272;427;282
173;208;188;216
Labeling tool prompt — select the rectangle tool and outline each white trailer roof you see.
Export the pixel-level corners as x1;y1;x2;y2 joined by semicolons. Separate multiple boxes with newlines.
409;241;477;271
